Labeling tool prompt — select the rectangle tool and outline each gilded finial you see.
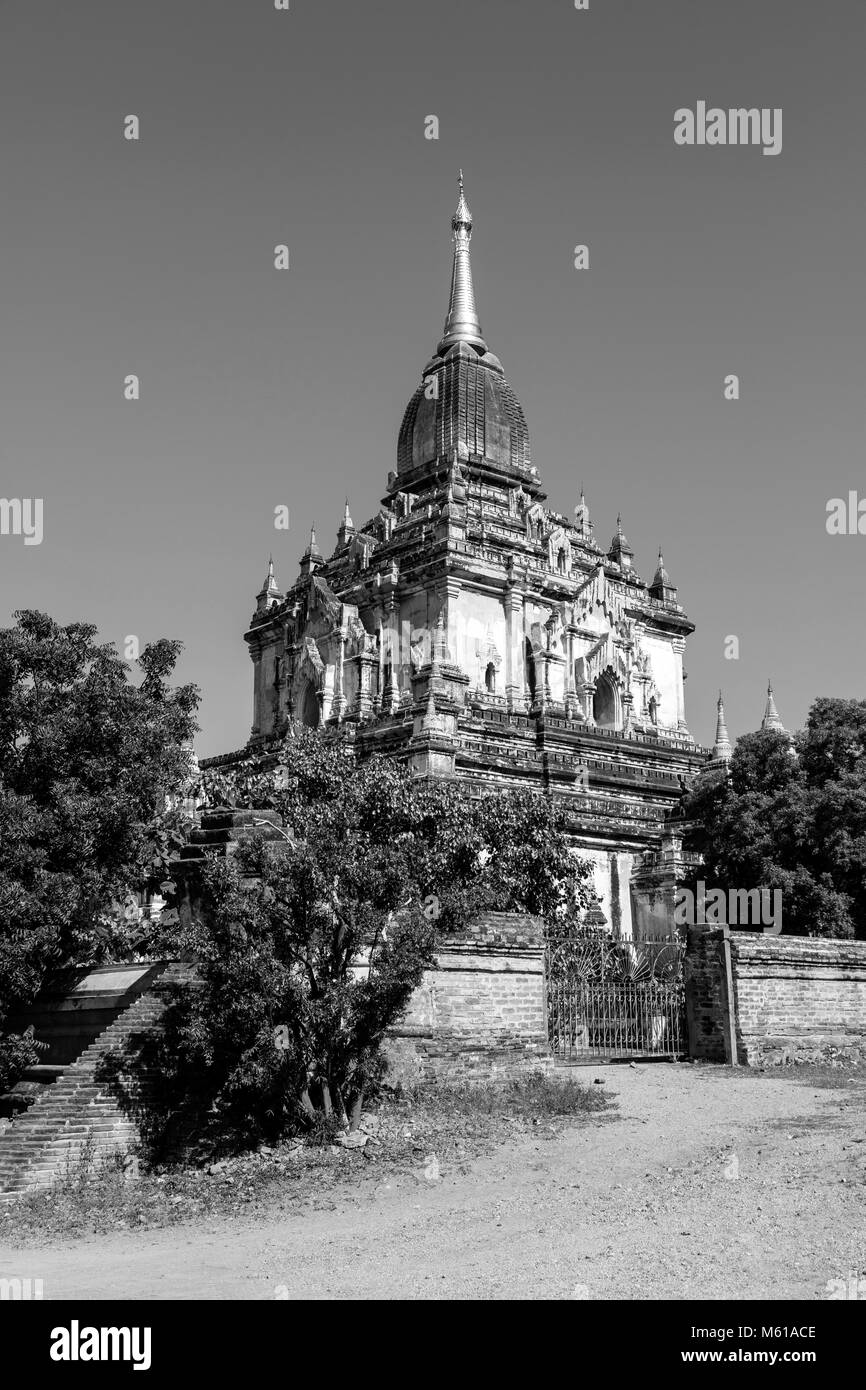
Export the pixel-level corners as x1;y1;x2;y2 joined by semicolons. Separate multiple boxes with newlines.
439;171;486;352
452;169;472;232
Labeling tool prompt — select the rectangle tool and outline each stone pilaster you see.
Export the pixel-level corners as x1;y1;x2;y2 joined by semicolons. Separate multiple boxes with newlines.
504;588;524;710
672;637;688;734
327;634;346;723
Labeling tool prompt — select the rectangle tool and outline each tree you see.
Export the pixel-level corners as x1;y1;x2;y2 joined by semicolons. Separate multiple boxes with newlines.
0;611;199;1087
682;698;866;938
153;731;593;1148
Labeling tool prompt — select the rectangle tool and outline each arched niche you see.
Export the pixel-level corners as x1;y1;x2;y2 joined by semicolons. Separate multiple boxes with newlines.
525;638;536;702
298;679;320;729
592;671;619;730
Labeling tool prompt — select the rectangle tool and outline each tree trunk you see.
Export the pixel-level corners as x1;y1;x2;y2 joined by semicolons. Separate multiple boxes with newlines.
348;1090;364;1132
299;1088;316;1118
332;1086;349;1131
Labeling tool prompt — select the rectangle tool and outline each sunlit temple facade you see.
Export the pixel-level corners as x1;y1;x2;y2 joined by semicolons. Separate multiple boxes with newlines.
206;175;722;935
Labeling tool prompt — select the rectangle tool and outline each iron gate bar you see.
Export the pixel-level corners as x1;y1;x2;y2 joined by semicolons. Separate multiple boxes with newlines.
545;933;686;1063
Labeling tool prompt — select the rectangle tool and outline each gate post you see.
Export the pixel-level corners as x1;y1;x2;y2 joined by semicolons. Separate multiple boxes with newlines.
719;928;739;1066
685;926;738;1062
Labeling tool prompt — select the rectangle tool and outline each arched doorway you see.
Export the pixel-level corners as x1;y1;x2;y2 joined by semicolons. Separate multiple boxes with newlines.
593;672;618;729
525;639;536;702
485;662;496;694
299;680;320;729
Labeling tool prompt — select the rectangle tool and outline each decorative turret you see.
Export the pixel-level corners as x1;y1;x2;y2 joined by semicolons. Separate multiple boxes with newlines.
255;556;282;614
421;688;445;734
608;515;634;572
337;499;354;547
574;486;594;541
758;681;797;755
696;688;735;785
298;526;323;578
649;548;678;603
761;680;786;733
713;690;733;761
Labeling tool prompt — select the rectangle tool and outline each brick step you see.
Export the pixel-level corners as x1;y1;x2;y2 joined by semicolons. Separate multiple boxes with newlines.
2;1114;117;1132
6;1116;146;1136
39;1133;134;1148
0;962;187;1198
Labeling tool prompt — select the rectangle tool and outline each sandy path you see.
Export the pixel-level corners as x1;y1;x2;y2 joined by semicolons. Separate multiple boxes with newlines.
2;1064;863;1300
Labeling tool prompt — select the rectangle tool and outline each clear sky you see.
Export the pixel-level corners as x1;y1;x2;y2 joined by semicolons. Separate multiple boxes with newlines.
1;0;863;756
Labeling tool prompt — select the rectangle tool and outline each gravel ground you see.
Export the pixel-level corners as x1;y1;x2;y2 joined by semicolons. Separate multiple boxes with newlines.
1;1062;863;1300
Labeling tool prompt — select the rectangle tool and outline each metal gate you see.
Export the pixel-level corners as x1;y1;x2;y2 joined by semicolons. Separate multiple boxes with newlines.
545;933;686;1062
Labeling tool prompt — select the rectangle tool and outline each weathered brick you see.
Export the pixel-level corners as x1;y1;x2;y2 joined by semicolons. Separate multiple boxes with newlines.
685;928;866;1065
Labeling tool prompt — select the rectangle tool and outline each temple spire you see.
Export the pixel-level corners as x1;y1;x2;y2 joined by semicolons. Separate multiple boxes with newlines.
298;525;323;578
649;547;677;603
608;514;634;571
438;171;487;354
338;498;354;546
761;679;785;734
255;554;282;613
713;690;733;760
575;485;591;537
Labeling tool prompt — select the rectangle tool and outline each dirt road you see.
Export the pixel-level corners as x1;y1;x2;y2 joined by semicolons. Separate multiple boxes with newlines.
2;1064;863;1300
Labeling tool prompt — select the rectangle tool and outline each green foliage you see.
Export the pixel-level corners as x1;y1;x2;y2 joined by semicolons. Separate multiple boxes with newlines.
682;698;866;937
153;731;594;1148
0;1029;45;1092
0;610;199;1086
201;729;593;932
427;1072;612;1119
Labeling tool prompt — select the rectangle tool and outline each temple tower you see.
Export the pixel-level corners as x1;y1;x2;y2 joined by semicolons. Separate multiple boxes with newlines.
219;175;710;937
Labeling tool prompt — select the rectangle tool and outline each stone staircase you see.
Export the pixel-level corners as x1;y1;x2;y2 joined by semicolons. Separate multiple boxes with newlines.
0;809;284;1200
0;964;189;1200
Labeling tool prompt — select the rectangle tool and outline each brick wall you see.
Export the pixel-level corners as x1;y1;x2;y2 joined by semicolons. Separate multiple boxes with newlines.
734;935;866;1065
685;928;866;1065
384;912;552;1083
0;965;192;1199
0;914;550;1195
